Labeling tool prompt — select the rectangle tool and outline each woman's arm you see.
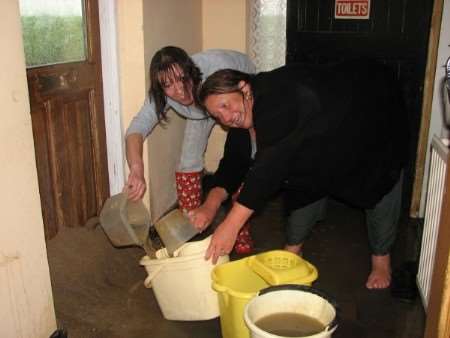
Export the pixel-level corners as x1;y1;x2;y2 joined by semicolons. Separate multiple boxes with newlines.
125;133;146;201
206;202;254;264
189;127;253;229
124;97;160;200
188;186;228;231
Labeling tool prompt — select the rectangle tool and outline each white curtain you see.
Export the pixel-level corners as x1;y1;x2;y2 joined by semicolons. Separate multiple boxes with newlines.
248;0;287;71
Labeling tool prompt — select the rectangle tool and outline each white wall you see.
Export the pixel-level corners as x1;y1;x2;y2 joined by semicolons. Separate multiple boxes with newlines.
420;0;450;216
115;0;149;212
202;0;248;172
142;0;203;220
0;1;56;337
202;0;247;51
99;0;126;196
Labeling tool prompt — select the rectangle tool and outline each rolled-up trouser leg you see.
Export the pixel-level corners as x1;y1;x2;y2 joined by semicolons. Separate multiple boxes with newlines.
286;198;327;246
365;173;403;256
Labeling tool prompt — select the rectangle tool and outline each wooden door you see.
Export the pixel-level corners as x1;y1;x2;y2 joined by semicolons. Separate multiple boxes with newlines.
286;0;434;209
21;0;109;239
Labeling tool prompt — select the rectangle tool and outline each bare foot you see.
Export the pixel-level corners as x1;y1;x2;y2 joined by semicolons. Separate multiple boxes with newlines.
284;243;303;255
366;254;391;289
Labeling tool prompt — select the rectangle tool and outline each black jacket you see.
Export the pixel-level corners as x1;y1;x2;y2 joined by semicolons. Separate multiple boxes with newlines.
212;60;408;212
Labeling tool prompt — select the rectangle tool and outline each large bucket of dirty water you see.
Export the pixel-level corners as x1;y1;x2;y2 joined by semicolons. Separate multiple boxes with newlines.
212;250;318;338
244;285;338;338
140;235;229;321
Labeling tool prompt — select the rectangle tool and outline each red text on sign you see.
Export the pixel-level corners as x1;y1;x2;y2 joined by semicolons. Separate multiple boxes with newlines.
336;2;368;17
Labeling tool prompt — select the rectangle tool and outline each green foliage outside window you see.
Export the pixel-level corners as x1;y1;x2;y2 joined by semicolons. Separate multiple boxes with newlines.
21;15;86;67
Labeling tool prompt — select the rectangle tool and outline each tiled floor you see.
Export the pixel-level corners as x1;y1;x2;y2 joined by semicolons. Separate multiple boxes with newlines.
47;197;425;338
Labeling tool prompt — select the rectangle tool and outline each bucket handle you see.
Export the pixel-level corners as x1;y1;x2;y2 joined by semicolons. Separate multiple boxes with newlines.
143;265;164;288
258;284;339;332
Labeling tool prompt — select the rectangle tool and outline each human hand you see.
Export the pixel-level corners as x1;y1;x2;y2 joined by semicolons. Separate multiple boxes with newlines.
125;163;146;201
187;204;217;232
205;222;239;264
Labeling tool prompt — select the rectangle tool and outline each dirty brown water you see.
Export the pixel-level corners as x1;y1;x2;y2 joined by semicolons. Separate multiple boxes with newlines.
255;312;325;337
131;224;156;258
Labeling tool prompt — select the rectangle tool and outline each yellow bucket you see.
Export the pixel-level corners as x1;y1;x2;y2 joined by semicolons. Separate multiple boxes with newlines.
212;250;318;338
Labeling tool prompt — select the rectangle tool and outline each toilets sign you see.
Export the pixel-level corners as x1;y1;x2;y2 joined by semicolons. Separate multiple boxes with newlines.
335;0;370;19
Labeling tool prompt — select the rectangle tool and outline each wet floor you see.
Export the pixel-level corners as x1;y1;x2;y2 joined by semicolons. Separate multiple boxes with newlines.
46;197;425;338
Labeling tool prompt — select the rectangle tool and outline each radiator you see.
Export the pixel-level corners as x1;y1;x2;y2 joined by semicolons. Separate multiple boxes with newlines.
417;135;449;310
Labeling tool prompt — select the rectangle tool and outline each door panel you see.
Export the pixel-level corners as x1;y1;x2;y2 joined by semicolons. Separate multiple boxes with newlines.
286;0;434;209
23;0;109;239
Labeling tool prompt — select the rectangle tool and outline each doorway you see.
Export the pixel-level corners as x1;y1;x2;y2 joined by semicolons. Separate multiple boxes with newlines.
286;0;434;211
20;0;109;240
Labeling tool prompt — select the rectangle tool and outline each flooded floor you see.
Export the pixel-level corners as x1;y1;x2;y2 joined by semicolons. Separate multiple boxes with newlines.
46;198;425;338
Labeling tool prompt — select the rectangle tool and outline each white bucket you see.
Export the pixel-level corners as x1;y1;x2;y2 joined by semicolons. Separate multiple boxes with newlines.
244;285;338;338
140;235;229;321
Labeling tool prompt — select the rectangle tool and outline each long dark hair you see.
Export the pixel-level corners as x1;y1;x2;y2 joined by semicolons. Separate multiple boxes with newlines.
149;46;202;121
197;69;253;111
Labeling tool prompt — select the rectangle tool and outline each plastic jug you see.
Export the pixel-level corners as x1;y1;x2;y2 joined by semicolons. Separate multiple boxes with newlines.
153;209;198;255
99;192;155;257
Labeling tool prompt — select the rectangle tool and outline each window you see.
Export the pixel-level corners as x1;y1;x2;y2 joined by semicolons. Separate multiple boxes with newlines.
19;0;87;68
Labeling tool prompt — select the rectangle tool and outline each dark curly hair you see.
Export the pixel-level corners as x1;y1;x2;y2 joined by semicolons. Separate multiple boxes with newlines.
149;46;202;121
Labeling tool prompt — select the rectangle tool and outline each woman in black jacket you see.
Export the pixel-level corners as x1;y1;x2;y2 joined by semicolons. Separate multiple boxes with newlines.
189;60;408;289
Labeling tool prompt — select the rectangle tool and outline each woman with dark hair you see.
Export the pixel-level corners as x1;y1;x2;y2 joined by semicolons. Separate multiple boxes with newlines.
190;60;408;289
148;46;203;121
125;46;256;254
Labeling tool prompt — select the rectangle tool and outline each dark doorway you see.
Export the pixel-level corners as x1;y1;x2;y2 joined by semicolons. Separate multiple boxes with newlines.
286;0;434;210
